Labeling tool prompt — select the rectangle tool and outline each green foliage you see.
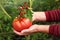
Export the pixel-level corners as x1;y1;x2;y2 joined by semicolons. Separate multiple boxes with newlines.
24;9;33;21
0;0;60;40
32;0;60;11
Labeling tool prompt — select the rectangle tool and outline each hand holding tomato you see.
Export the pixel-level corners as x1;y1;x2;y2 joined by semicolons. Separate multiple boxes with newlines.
13;2;47;36
14;24;39;35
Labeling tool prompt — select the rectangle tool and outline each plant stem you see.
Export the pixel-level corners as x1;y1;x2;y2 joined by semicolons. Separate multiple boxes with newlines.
29;0;32;10
0;4;12;19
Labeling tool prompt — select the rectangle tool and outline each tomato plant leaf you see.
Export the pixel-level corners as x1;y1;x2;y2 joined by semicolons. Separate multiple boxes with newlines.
27;9;33;21
24;9;33;21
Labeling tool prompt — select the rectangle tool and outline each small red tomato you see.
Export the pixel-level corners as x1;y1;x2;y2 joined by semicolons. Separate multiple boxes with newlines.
20;11;23;16
12;17;32;32
21;6;24;10
26;5;28;9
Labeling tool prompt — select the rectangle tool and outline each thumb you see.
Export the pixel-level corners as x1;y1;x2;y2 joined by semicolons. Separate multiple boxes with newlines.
32;15;35;21
21;29;32;33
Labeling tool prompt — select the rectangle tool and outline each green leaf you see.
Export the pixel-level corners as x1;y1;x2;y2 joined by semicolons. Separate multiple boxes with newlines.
24;9;33;21
27;9;33;21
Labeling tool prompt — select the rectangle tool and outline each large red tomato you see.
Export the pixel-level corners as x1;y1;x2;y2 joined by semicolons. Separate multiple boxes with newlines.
12;17;32;32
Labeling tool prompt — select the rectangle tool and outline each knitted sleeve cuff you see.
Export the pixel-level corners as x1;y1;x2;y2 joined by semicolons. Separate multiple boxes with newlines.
45;8;60;21
49;24;60;36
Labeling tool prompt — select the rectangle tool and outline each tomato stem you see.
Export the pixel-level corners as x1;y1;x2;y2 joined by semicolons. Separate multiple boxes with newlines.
0;4;12;19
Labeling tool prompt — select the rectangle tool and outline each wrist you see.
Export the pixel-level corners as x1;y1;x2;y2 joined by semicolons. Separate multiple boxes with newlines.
37;25;50;33
33;12;46;21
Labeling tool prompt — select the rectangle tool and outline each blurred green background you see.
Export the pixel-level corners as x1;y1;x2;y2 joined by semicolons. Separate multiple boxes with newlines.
0;0;60;40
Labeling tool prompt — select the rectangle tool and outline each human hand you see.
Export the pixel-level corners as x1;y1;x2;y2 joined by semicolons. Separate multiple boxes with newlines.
32;12;46;21
14;24;39;36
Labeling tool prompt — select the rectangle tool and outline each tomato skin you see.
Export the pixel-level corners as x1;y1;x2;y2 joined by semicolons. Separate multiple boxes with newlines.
12;18;32;32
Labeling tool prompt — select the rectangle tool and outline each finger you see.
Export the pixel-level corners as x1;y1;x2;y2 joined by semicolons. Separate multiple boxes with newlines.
32;13;37;21
14;30;31;36
21;29;32;35
14;30;25;35
21;28;33;33
32;15;36;21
